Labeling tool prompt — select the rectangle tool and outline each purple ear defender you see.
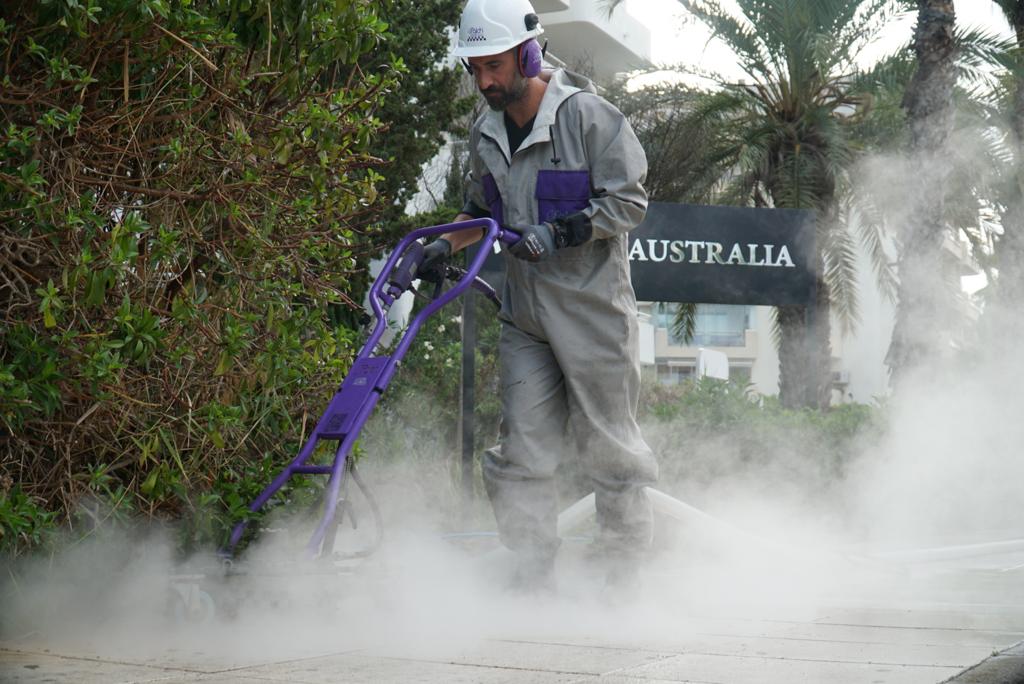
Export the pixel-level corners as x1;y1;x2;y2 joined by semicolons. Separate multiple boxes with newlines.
518;39;543;78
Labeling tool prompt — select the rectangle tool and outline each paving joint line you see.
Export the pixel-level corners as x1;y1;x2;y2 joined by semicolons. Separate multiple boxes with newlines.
700;631;1022;649
677;649;965;669
810;620;1024;632
368;652;597;677
1;644;367;678
0;646;205;675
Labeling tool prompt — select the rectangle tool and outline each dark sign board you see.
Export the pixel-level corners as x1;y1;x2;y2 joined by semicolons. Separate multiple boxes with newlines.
474;202;816;307
628;202;817;306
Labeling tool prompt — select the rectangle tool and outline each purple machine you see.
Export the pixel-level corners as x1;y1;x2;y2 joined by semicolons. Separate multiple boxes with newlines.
225;218;518;559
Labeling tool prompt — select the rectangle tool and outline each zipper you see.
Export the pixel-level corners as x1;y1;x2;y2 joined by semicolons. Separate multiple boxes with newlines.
481;132;510;167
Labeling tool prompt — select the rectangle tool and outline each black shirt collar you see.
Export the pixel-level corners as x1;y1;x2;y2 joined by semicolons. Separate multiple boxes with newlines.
504;112;537;156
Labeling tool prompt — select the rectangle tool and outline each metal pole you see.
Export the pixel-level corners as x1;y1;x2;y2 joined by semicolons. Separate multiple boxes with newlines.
459;244;477;505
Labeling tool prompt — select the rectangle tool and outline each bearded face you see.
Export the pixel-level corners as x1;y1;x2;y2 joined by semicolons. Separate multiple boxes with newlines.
468;50;531;112
481;71;529;111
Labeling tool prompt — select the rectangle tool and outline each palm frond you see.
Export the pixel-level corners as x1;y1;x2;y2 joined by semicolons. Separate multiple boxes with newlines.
850;197;898;303
821;205;862;334
992;0;1024;25
680;0;784;88
954;26;1020;93
849;47;916;93
670;303;698;345
957;25;1019;69
833;0;912;71
602;0;626;17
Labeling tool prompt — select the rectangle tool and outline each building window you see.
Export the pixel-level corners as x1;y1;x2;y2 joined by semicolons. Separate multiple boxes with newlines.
656;363;694;385
656;362;751;385
655;303;751;347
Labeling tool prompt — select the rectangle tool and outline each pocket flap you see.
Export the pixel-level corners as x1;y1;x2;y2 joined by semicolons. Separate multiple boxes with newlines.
535;170;590;200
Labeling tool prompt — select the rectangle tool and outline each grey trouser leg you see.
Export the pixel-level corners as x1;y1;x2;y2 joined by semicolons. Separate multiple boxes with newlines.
555;304;658;555
482;323;566;562
484;315;658;561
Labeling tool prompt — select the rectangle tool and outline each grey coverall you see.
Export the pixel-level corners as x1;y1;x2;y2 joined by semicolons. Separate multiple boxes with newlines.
463;69;659;565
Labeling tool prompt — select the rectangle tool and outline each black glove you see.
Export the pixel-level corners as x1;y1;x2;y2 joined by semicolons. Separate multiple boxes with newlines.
418;238;452;283
508;223;556;263
550;211;592;249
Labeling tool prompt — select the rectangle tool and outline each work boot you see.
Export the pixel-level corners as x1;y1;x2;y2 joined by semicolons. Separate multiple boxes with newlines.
507;552;557;596
603;558;641;602
590;545;645;604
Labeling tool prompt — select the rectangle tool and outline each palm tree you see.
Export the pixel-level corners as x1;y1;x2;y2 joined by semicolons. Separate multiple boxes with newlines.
886;1;959;383
609;0;903;408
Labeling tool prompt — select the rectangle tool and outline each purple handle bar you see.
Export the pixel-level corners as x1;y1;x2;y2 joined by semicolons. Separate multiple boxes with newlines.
224;218;520;558
367;219;518;362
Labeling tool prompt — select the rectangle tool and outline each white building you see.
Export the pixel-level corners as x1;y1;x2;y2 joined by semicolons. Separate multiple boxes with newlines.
532;1;653;80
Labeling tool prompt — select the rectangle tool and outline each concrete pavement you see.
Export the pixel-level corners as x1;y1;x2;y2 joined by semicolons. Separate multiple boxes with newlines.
3;540;1023;684
2;610;1022;683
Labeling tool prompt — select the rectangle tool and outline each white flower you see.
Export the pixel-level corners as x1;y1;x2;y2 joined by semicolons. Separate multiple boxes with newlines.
424;341;434;351
423;353;430;361
452;316;462;325
437;324;446;334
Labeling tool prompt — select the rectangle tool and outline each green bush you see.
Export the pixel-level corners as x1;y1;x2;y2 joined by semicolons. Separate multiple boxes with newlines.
0;0;427;553
0;485;57;554
639;377;885;495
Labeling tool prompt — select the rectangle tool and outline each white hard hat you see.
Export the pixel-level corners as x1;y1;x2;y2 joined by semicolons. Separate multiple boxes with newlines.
453;0;545;59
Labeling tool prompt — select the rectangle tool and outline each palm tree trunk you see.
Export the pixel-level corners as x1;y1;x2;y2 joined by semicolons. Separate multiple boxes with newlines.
987;1;1024;346
887;0;958;385
778;246;832;410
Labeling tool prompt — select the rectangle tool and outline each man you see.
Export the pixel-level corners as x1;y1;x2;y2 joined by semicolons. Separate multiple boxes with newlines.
420;0;657;591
